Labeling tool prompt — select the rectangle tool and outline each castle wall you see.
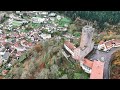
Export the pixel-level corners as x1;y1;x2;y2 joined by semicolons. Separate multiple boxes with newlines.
73;25;95;61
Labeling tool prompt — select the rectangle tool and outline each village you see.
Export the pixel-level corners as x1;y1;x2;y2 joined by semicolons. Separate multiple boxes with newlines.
0;11;71;76
0;11;120;79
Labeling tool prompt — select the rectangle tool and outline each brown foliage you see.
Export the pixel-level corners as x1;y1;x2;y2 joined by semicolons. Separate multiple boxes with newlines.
110;50;120;79
0;76;3;79
33;43;43;53
113;60;120;65
112;51;120;65
39;62;45;69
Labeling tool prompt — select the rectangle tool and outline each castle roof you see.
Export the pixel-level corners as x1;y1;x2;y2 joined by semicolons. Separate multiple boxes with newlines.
83;58;93;68
64;41;76;51
90;60;104;79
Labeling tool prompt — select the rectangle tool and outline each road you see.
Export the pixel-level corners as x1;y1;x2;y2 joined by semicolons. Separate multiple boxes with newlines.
89;46;120;79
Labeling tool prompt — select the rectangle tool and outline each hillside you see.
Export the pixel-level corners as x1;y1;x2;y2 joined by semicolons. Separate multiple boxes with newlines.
57;11;120;29
0;11;120;79
0;11;89;79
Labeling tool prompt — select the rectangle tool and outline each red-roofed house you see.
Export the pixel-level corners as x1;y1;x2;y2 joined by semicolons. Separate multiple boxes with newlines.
2;35;6;38
80;58;93;73
90;60;104;79
80;58;104;78
20;40;30;48
2;41;7;46
64;41;76;56
98;39;120;52
16;51;22;57
112;39;120;47
83;58;93;68
104;41;113;50
14;43;18;47
98;40;112;51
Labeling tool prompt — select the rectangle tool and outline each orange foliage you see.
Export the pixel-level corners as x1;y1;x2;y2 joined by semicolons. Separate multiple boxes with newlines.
112;50;120;65
33;43;43;53
113;60;120;65
108;30;116;36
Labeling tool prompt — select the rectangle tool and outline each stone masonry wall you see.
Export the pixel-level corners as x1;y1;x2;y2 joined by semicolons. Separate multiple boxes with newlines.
73;25;95;61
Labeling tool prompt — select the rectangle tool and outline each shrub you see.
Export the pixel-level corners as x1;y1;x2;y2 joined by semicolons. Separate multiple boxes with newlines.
18;53;27;63
59;74;68;79
73;32;80;37
35;68;50;79
52;47;60;55
79;73;89;79
69;24;77;31
58;17;71;27
68;24;77;34
33;43;43;53
13;67;23;79
33;51;39;58
20;70;29;79
29;60;38;73
42;51;51;63
50;64;59;75
73;73;81;79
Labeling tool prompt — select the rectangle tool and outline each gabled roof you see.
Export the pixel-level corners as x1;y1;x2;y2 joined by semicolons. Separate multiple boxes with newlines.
28;42;33;46
2;41;7;46
14;33;20;38
64;41;76;51
16;51;22;57
14;42;19;47
83;58;93;68
90;60;104;79
2;35;6;38
112;39;120;44
99;39;120;49
105;41;113;48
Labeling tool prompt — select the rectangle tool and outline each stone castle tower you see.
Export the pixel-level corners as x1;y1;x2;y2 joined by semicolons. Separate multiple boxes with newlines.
80;25;94;50
73;25;95;61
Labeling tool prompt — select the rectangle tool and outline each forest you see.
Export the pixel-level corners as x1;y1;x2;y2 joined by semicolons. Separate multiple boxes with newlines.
56;11;120;28
0;11;120;79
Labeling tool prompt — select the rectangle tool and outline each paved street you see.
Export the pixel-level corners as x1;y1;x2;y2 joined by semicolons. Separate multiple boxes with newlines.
90;46;120;79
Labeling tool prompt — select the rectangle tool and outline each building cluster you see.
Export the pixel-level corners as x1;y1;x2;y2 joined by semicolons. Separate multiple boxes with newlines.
0;11;70;76
98;39;120;52
63;25;105;79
